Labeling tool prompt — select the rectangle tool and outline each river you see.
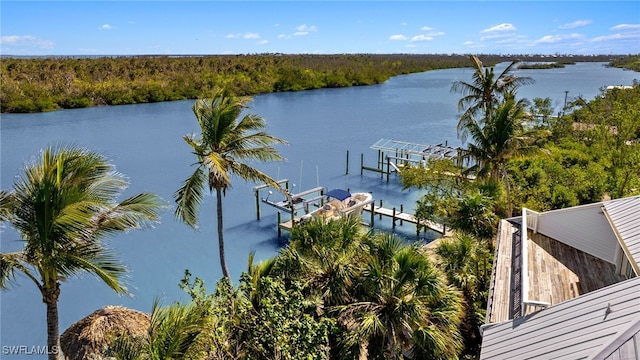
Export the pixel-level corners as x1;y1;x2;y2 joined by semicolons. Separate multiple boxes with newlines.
1;62;637;353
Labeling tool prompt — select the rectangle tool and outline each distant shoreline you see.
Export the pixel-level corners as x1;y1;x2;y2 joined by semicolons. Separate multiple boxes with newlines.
1;53;635;114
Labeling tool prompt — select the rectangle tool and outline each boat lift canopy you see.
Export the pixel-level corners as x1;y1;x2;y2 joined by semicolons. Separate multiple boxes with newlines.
370;138;461;160
325;188;351;201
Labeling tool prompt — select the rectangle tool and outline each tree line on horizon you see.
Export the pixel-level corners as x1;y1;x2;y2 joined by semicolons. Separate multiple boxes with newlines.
1;53;631;114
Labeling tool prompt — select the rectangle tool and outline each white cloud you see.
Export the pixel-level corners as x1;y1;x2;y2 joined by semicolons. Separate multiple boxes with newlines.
534;33;584;44
611;24;640;31
226;33;261;40
410;34;434;42
296;24;318;32
389;34;408;41
481;23;516;33
559;20;592;29
278;34;290;39
294;31;308;36
592;32;639;42
100;24;116;30
400;22;408;26
421;26;433;31
257;40;268;45
0;35;54;48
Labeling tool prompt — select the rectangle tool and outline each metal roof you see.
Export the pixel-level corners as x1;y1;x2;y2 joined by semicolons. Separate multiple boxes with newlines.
603;196;640;271
480;276;640;360
370;138;462;159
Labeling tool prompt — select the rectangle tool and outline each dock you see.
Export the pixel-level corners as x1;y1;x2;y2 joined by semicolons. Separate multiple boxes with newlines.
362;201;450;237
354;138;473;183
252;172;451;239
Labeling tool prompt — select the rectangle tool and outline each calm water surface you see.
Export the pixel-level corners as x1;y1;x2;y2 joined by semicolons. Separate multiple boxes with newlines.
1;62;637;352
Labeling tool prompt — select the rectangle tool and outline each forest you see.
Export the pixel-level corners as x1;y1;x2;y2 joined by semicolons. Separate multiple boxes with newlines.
0;53;630;113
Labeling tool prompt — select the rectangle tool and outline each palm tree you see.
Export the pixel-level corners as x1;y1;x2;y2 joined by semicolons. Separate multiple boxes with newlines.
435;233;492;355
174;89;287;279
459;96;545;216
451;54;534;128
338;234;464;360
0;145;164;360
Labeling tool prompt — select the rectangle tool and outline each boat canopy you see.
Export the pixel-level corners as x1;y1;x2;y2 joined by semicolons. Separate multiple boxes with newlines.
325;189;351;201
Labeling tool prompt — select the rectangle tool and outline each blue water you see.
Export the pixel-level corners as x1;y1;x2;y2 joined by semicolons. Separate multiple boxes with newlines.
1;62;637;353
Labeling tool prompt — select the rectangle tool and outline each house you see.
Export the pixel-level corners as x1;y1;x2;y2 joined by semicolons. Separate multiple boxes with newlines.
480;195;640;359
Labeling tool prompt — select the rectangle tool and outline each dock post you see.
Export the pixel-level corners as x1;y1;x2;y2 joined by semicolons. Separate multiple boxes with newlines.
400;204;404;225
277;212;282;239
386;157;390;183
346;150;349;176
370;202;375;228
360;153;364;175
255;190;261;220
392;207;396;229
416;217;421;238
379;200;383;220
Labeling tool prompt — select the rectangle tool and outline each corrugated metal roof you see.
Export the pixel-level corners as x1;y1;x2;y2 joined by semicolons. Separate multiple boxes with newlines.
480;276;640;360
603;196;640;269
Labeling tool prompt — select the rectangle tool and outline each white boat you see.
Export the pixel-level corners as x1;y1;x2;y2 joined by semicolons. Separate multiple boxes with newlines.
300;189;373;222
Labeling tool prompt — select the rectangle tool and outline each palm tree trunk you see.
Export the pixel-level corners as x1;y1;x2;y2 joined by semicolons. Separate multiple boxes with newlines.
216;188;230;278
502;163;513;217
42;284;61;360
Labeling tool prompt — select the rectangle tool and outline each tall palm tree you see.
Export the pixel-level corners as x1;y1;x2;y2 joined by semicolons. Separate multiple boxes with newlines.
174;89;287;279
0;145;164;360
451;55;533;129
459;96;545;215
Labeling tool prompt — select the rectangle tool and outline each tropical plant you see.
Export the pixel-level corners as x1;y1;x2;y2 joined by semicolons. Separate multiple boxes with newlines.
337;234;464;360
435;233;493;356
451;55;534;126
459;96;548;216
0;145;164;360
174;89;287;278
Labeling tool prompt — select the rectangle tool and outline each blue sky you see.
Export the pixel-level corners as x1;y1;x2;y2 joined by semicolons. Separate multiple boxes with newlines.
1;1;639;56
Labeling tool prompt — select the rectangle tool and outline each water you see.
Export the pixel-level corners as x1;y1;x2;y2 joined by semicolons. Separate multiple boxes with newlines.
1;62;637;353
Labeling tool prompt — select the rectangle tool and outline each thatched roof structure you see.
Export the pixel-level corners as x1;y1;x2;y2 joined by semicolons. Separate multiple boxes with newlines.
61;305;150;360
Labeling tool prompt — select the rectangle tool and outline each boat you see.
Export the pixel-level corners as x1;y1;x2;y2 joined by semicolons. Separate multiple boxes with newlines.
300;189;373;222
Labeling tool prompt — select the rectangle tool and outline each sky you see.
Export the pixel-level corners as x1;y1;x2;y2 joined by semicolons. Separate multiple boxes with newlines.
1;1;639;56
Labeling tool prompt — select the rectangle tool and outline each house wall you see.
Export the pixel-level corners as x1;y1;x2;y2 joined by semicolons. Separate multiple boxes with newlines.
536;204;618;264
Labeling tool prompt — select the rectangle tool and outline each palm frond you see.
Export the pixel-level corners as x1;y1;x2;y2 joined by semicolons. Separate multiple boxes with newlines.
57;243;128;294
174;165;207;228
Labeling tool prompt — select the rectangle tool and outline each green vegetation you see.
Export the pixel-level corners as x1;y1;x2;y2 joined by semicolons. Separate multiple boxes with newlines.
108;216;468;360
609;55;640;72
174;89;287;279
517;62;567;69
0;146;165;360
0;53;624;113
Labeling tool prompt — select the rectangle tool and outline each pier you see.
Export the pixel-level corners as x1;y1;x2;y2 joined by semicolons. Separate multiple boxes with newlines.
362;200;450;237
253;179;449;239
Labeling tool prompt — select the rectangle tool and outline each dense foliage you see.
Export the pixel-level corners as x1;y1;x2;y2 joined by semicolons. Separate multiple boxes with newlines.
108;217;468;359
0;53;622;113
609;55;640;72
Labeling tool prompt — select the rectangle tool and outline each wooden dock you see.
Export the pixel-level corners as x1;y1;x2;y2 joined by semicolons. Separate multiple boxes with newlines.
362;201;449;236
